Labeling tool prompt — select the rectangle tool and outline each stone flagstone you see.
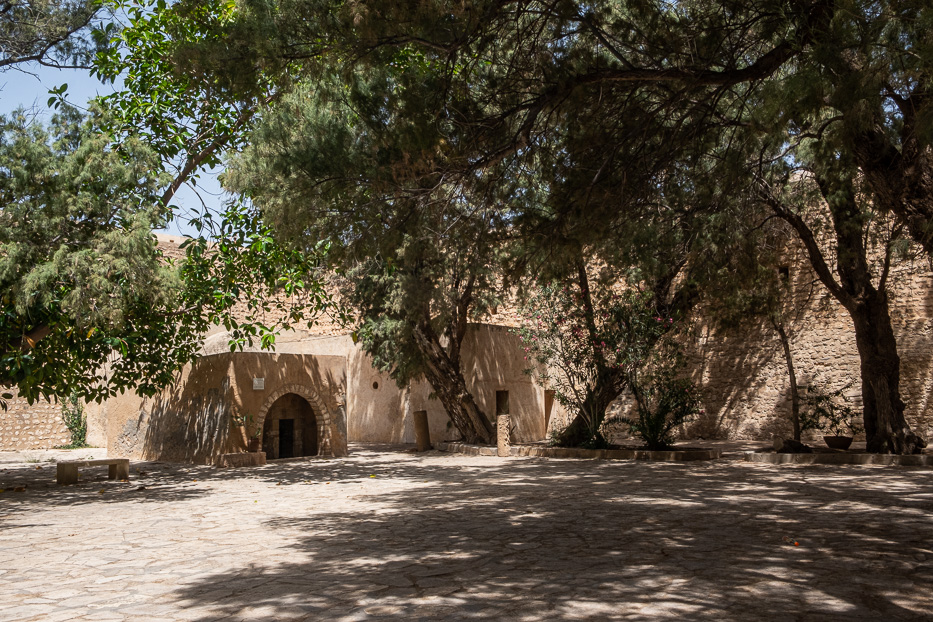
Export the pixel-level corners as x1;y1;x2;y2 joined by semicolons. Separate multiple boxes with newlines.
0;445;931;620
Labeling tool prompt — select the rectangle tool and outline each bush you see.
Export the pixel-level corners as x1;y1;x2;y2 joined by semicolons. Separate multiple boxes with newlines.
620;363;701;450
515;282;666;448
58;393;89;449
800;382;864;437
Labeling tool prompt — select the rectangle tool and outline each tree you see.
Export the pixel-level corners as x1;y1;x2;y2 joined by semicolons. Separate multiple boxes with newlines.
225;72;504;444
516;281;667;448
0;0;338;408
0;0;108;72
0;105;197;404
178;0;932;453
93;0;281;207
0;105;334;407
346;228;499;445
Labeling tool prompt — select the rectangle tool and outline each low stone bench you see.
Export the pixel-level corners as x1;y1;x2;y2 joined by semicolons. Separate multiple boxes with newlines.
216;452;266;468
56;459;130;485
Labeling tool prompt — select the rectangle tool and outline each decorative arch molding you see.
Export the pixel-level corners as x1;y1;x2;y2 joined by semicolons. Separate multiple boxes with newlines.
255;383;337;456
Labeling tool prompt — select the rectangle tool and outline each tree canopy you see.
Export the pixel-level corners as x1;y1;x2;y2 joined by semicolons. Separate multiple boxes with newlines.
0;105;194;404
207;0;933;452
4;0;933;452
0;0;109;71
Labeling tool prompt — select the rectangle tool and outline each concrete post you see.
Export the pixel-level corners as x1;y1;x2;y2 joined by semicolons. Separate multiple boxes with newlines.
497;414;511;457
413;410;431;451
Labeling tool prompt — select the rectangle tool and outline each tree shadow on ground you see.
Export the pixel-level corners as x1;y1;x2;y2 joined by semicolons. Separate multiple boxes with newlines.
170;448;933;621
0;460;214;516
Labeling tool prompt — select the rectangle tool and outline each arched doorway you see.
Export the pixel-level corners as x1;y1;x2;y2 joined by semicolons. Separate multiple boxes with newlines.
261;393;318;459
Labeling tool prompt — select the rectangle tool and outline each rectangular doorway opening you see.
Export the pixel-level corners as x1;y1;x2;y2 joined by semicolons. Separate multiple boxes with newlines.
496;390;509;420
279;418;295;459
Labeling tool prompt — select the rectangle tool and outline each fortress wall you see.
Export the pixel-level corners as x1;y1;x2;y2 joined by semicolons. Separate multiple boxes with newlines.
102;351;348;463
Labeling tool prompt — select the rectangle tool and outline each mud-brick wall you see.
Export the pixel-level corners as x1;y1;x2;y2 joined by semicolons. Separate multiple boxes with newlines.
0;393;69;450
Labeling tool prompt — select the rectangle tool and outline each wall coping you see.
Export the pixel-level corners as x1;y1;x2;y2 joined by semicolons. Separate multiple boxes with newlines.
744;451;933;466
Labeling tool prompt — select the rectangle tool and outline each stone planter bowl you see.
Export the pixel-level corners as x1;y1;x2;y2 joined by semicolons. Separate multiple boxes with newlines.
823;435;854;450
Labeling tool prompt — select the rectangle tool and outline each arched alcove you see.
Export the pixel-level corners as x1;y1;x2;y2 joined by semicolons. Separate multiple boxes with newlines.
261;393;318;459
255;383;336;457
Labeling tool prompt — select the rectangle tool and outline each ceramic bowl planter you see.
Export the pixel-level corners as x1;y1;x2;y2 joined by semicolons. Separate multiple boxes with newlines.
247;437;261;453
823;435;854;450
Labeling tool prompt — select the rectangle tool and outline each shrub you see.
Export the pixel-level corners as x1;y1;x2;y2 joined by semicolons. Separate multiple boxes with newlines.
515;282;666;447
58;393;88;449
619;361;701;450
800;382;864;437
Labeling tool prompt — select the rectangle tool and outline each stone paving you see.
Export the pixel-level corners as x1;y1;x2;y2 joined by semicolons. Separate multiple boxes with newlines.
0;444;931;621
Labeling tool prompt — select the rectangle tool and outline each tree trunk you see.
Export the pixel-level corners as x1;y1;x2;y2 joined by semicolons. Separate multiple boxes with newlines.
848;291;925;453
771;318;801;441
551;264;625;446
411;318;494;444
554;374;623;446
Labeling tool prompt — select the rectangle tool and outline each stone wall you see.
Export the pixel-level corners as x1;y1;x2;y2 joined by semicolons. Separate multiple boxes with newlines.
0;393;69;450
408;324;562;445
682;244;933;442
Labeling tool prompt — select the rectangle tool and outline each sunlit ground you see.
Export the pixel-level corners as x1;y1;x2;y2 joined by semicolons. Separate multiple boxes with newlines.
1;445;931;621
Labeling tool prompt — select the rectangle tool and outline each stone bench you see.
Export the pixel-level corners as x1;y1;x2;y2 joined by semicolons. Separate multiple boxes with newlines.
56;459;130;485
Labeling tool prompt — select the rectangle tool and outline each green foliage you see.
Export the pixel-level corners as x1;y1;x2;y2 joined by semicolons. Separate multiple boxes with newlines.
0;105;197;404
0;105;335;407
516;282;667;448
58;393;88;449
621;359;702;451
230;409;260;439
94;0;276;201
0;0;109;71
181;201;344;353
800;382;865;438
193;0;930;451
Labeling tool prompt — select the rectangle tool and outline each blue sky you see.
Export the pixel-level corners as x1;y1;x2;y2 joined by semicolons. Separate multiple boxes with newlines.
0;64;224;238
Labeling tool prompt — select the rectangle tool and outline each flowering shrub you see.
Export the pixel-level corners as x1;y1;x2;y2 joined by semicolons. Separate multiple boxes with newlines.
620;360;702;450
515;282;669;447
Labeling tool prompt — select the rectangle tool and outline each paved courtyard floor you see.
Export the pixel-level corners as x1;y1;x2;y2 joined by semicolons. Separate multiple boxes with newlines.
0;444;931;621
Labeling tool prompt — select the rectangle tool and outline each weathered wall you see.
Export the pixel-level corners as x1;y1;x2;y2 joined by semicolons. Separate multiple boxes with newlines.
12;232;932;455
682;246;933;442
0;393;69;450
103;350;348;463
346;346;411;443
462;324;550;442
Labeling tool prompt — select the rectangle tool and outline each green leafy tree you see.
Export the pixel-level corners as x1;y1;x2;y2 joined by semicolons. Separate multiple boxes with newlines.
516;281;667;448
93;0;281;207
172;0;932;453
0;105;334;408
0;105;197;404
226;65;504;443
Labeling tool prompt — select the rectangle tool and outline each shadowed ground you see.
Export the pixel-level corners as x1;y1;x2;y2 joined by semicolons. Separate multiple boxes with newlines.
0;444;931;621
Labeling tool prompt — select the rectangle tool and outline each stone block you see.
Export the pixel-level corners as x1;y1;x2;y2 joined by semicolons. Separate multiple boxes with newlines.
216;452;267;468
413;410;431;452
497;415;511;457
